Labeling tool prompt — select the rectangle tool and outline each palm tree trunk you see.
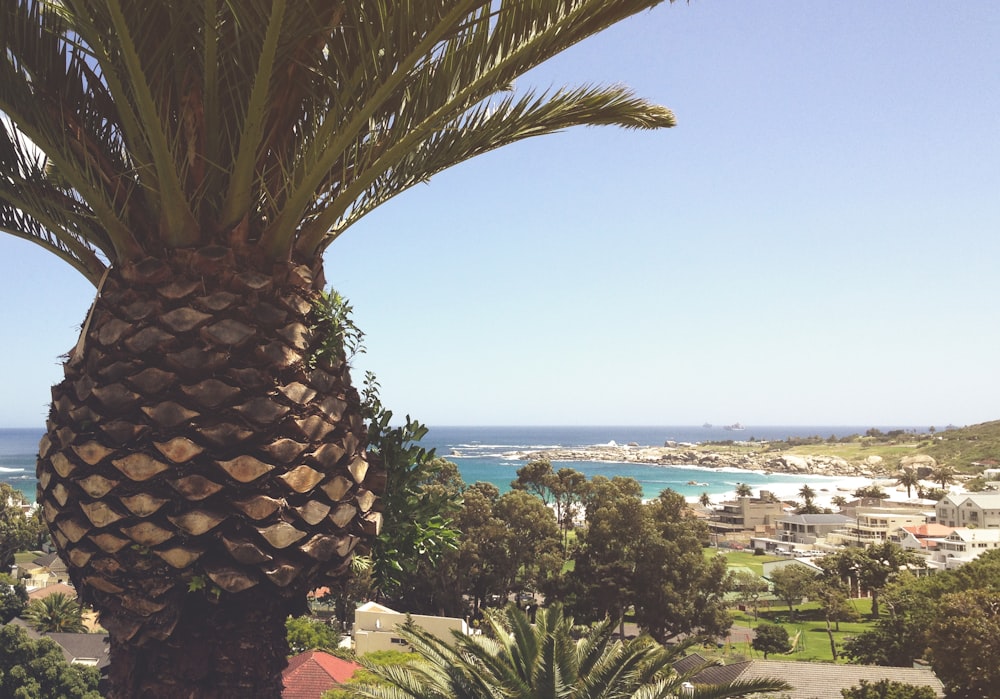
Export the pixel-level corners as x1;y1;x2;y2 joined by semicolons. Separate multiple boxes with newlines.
36;249;380;698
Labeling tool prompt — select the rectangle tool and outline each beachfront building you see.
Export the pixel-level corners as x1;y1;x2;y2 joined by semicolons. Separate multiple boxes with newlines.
927;527;1000;570
776;514;854;545
825;507;928;548
353;601;469;655
935;491;1000;529
895;523;954;555
708;491;785;539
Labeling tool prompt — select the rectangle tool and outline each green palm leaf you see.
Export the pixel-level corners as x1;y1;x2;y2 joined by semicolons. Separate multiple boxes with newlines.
3;0;675;284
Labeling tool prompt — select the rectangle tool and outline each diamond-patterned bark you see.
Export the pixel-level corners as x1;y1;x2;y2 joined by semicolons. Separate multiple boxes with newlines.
36;249;381;654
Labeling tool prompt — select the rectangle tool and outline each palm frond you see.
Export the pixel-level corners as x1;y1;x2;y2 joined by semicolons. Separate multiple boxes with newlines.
2;0;675;276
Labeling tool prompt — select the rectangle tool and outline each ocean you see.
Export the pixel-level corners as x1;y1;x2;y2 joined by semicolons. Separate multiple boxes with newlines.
1;424;921;504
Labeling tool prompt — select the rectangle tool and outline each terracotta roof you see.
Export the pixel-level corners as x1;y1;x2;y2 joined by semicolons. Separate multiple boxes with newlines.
282;650;361;699
903;523;954;538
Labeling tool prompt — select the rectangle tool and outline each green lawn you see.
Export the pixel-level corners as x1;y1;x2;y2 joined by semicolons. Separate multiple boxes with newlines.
725;599;875;663
704;549;782;575
707;550;878;663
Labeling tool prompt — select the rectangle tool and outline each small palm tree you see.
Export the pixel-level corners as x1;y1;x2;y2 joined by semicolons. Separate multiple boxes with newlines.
735;483;754;498
699;492;712;508
346;604;790;699
24;592;88;633
930;465;957;490
831;495;849;510
895;468;921;498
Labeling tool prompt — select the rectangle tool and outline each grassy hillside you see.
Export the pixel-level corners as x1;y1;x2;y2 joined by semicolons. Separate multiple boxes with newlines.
922;420;1000;469
703;420;1000;473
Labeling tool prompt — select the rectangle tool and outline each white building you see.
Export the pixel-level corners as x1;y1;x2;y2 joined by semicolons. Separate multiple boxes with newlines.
935;492;1000;529
928;528;1000;570
352;601;469;655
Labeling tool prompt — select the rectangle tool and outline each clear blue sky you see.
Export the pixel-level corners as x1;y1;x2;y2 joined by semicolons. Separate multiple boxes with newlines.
2;2;998;428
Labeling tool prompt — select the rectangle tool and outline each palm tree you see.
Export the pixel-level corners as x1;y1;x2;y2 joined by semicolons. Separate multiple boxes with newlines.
699;492;712;508
895;468;921;498
930;465;957;490
2;1;676;695
831;495;849;510
346;604;790;699
735;483;754;498
24;592;88;633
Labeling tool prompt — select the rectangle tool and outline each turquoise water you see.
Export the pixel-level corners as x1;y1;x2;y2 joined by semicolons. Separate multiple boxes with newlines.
1;424;922;503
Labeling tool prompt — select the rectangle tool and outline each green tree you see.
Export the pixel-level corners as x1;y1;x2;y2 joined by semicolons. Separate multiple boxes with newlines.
0;572;29;623
699;492;712;508
853;485;888;499
768;564;816;620
841;680;937;699
562;479;729;642
511;459;557;504
4;1;675;694
285;616;342;654
751;622;791;660
0;483;42;573
925;589;1000;699
493;489;562;596
362;383;462;597
796;484;822;515
894;469;921;499
344;604;790;699
24;592;88;634
810;578;859;661
634;490;730;642
0;624;101;698
736;483;754;497
842;550;1000;668
831;495;849;510
727;569;769;621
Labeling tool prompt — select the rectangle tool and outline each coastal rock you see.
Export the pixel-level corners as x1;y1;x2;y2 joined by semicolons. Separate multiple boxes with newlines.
899;454;936;469
773;455;811;473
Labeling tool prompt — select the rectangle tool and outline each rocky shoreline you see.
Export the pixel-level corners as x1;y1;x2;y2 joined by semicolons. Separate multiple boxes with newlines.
511;444;893;479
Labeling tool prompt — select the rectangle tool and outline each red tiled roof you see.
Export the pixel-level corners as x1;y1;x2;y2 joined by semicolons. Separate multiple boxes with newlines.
903;523;954;538
282;650;361;699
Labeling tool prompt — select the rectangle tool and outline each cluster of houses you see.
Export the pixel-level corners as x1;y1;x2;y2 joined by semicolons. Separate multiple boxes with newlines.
704;488;1000;570
13;485;990;698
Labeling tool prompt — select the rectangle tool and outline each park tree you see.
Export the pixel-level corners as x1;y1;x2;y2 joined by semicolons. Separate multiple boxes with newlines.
3;1;676;693
727;569;769;621
511;459;557;504
493;489;562;595
820;543;924;618
841;680;937;699
634;490;730;642
24;592;89;633
768;564;816;621
925;589;1000;699
285;615;342;654
563;480;729;642
0;624;101;699
843;550;1000;668
751;622;791;660
0;573;29;623
345;604;790;699
810;578;859;661
0;483;43;572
